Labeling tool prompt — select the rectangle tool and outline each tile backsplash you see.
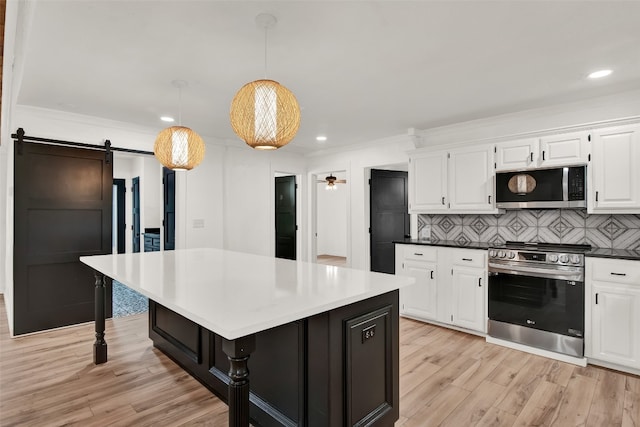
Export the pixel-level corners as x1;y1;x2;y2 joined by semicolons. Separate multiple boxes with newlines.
417;210;640;250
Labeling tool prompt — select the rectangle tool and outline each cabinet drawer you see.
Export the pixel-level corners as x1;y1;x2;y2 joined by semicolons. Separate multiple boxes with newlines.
404;245;437;262
591;258;640;285
449;249;486;268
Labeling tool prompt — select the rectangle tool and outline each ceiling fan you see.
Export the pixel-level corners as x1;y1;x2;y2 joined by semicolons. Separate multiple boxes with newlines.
318;173;347;190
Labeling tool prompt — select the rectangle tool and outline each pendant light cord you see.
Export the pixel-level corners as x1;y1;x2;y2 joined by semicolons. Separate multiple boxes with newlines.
263;24;268;79
178;86;182;126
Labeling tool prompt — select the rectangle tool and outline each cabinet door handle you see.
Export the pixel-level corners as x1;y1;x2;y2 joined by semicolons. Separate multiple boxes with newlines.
478;278;482;287
610;272;627;276
595;293;598;304
542;150;546;161
413;252;423;256
530;152;533;162
430;270;434;280
488;195;491;204
462;258;473;261
595;191;599;202
441;196;445;205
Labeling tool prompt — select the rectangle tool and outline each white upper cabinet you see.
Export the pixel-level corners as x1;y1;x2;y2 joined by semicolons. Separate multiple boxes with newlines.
589;124;640;213
408;151;448;213
448;146;495;212
409;145;497;214
494;138;539;171
495;131;589;171
538;131;589;168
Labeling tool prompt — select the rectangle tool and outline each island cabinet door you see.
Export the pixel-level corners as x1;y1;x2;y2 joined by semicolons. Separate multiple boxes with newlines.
308;290;400;427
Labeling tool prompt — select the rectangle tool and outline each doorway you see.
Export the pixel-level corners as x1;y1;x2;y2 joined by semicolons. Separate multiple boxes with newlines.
113;179;126;254
315;171;348;267
163;167;176;251
112;153;163;318
132;176;141;253
369;168;409;274
275;175;297;260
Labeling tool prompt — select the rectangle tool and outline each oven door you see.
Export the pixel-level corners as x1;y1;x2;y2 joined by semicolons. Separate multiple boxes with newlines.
488;268;584;339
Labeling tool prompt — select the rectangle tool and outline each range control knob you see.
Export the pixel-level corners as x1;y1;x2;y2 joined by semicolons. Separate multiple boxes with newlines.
559;254;569;263
507;252;516;259
570;255;581;264
489;250;497;258
498;251;506;258
548;254;558;262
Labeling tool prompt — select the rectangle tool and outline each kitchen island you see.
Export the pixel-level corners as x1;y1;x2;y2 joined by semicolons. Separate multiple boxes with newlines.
80;248;413;427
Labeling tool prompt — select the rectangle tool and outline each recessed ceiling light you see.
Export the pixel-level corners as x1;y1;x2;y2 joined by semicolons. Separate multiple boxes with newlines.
316;136;327;142
160;116;175;122
588;69;612;79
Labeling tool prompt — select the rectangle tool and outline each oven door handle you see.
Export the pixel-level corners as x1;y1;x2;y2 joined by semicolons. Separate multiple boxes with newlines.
489;264;584;282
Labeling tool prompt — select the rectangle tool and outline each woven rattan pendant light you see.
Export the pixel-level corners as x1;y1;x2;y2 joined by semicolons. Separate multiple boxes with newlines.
230;13;300;150
154;80;205;170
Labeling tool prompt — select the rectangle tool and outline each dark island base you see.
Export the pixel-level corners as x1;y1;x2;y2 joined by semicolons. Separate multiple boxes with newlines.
148;290;400;427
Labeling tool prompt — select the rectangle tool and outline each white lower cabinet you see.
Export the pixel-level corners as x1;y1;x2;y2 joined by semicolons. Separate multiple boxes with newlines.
451;267;486;332
586;257;640;371
395;244;438;321
396;244;487;334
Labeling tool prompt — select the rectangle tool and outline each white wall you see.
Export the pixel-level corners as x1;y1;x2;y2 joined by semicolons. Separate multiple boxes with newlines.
317;179;347;257
176;144;225;250
142;156;162;231
222;146;307;257
0;143;11;325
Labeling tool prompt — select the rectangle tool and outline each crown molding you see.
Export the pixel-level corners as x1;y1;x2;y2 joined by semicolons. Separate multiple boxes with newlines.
414;89;640;150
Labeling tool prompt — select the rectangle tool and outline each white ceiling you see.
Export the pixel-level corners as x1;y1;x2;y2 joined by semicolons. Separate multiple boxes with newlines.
15;1;640;153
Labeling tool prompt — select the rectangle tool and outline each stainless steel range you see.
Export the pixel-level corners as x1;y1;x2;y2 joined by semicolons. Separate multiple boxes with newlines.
487;241;591;358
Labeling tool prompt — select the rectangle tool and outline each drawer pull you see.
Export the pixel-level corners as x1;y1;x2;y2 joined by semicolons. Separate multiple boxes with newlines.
430;270;434;280
462;258;473;262
441;196;445;205
413;253;423;256
610;272;627;276
478;278;482;287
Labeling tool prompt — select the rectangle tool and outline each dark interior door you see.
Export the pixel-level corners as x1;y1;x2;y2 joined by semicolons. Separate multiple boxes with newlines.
163;167;175;251
113;179;126;254
370;169;409;274
14;142;113;335
132;176;140;253
275;175;296;260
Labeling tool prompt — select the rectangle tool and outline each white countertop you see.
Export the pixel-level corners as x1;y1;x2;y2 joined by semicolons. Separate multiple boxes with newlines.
80;248;414;340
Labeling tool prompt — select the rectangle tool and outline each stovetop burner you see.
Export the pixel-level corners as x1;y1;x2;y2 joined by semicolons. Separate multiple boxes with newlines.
502;241;592;253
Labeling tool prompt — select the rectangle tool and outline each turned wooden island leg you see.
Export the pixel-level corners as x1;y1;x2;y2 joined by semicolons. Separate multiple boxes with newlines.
93;271;107;364
222;335;256;427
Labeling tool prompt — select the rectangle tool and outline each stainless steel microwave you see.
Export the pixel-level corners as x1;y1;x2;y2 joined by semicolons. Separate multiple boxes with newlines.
495;166;586;209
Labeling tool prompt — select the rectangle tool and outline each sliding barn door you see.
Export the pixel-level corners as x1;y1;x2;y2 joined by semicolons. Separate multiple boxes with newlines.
14;142;113;335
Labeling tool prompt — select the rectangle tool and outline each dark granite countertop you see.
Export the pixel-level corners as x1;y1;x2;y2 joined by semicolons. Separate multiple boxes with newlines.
395;239;640;261
585;248;640;261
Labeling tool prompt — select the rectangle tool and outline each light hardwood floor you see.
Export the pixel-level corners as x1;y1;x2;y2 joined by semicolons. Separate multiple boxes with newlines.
316;254;347;267
1;296;638;426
